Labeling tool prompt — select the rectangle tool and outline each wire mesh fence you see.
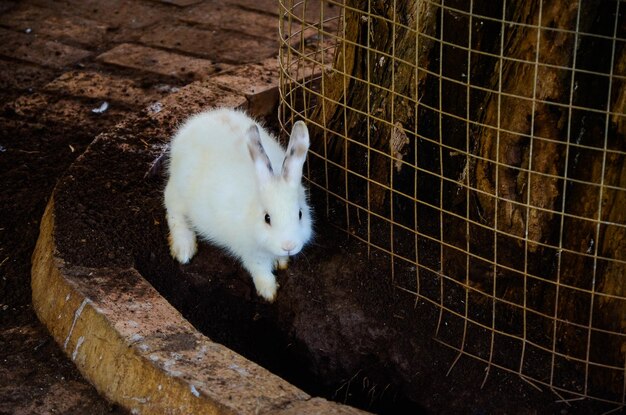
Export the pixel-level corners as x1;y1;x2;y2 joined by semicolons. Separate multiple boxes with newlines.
278;0;626;407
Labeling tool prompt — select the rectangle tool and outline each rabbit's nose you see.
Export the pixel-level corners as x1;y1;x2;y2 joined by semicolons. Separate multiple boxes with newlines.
282;241;297;252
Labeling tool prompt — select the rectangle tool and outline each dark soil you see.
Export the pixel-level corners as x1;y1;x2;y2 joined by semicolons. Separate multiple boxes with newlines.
50;104;617;415
0;70;134;414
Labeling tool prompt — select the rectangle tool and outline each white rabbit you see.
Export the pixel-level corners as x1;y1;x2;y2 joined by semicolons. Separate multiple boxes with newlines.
164;108;313;302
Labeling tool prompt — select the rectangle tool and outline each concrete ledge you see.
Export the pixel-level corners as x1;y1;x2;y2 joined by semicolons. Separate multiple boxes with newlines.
32;199;304;414
32;198;367;415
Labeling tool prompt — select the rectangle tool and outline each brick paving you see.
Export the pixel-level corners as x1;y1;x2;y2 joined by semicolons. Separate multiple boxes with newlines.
0;0;304;412
97;42;222;80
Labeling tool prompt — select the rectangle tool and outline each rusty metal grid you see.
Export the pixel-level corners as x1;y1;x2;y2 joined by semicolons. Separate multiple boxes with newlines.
278;0;626;408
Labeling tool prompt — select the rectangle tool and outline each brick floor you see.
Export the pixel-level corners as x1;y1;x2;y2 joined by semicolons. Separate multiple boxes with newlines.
43;71;169;107
0;59;56;94
30;0;166;30
180;3;279;41
139;23;278;64
0;27;92;68
97;43;220;80
0;4;109;46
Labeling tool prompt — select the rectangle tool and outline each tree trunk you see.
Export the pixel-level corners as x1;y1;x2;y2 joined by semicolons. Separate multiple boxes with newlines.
558;41;626;387
311;0;439;215
311;0;626;399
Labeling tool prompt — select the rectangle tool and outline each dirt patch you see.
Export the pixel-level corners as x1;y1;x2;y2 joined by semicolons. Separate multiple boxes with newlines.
0;98;131;414
48;99;614;414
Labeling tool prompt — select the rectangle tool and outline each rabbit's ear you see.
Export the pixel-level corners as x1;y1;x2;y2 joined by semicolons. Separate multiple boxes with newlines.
246;124;274;185
282;121;309;185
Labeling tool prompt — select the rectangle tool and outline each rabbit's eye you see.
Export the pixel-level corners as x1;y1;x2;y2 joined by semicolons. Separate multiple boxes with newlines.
265;213;271;225
299;209;302;220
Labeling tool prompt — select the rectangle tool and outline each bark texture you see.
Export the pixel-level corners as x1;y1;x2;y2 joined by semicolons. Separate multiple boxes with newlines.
308;0;625;400
311;0;439;213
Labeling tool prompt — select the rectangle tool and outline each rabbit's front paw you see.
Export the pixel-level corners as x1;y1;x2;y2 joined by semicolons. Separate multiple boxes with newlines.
253;274;278;302
168;232;197;264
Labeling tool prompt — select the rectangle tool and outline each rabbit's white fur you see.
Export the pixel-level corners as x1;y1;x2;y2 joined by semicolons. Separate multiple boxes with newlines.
164;108;313;301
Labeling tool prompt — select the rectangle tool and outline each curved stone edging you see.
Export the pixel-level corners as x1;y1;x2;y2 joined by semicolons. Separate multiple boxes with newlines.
30;60;369;414
31;197;366;415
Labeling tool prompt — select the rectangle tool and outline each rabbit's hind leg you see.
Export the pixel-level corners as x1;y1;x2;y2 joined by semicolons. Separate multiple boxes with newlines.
164;188;197;264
